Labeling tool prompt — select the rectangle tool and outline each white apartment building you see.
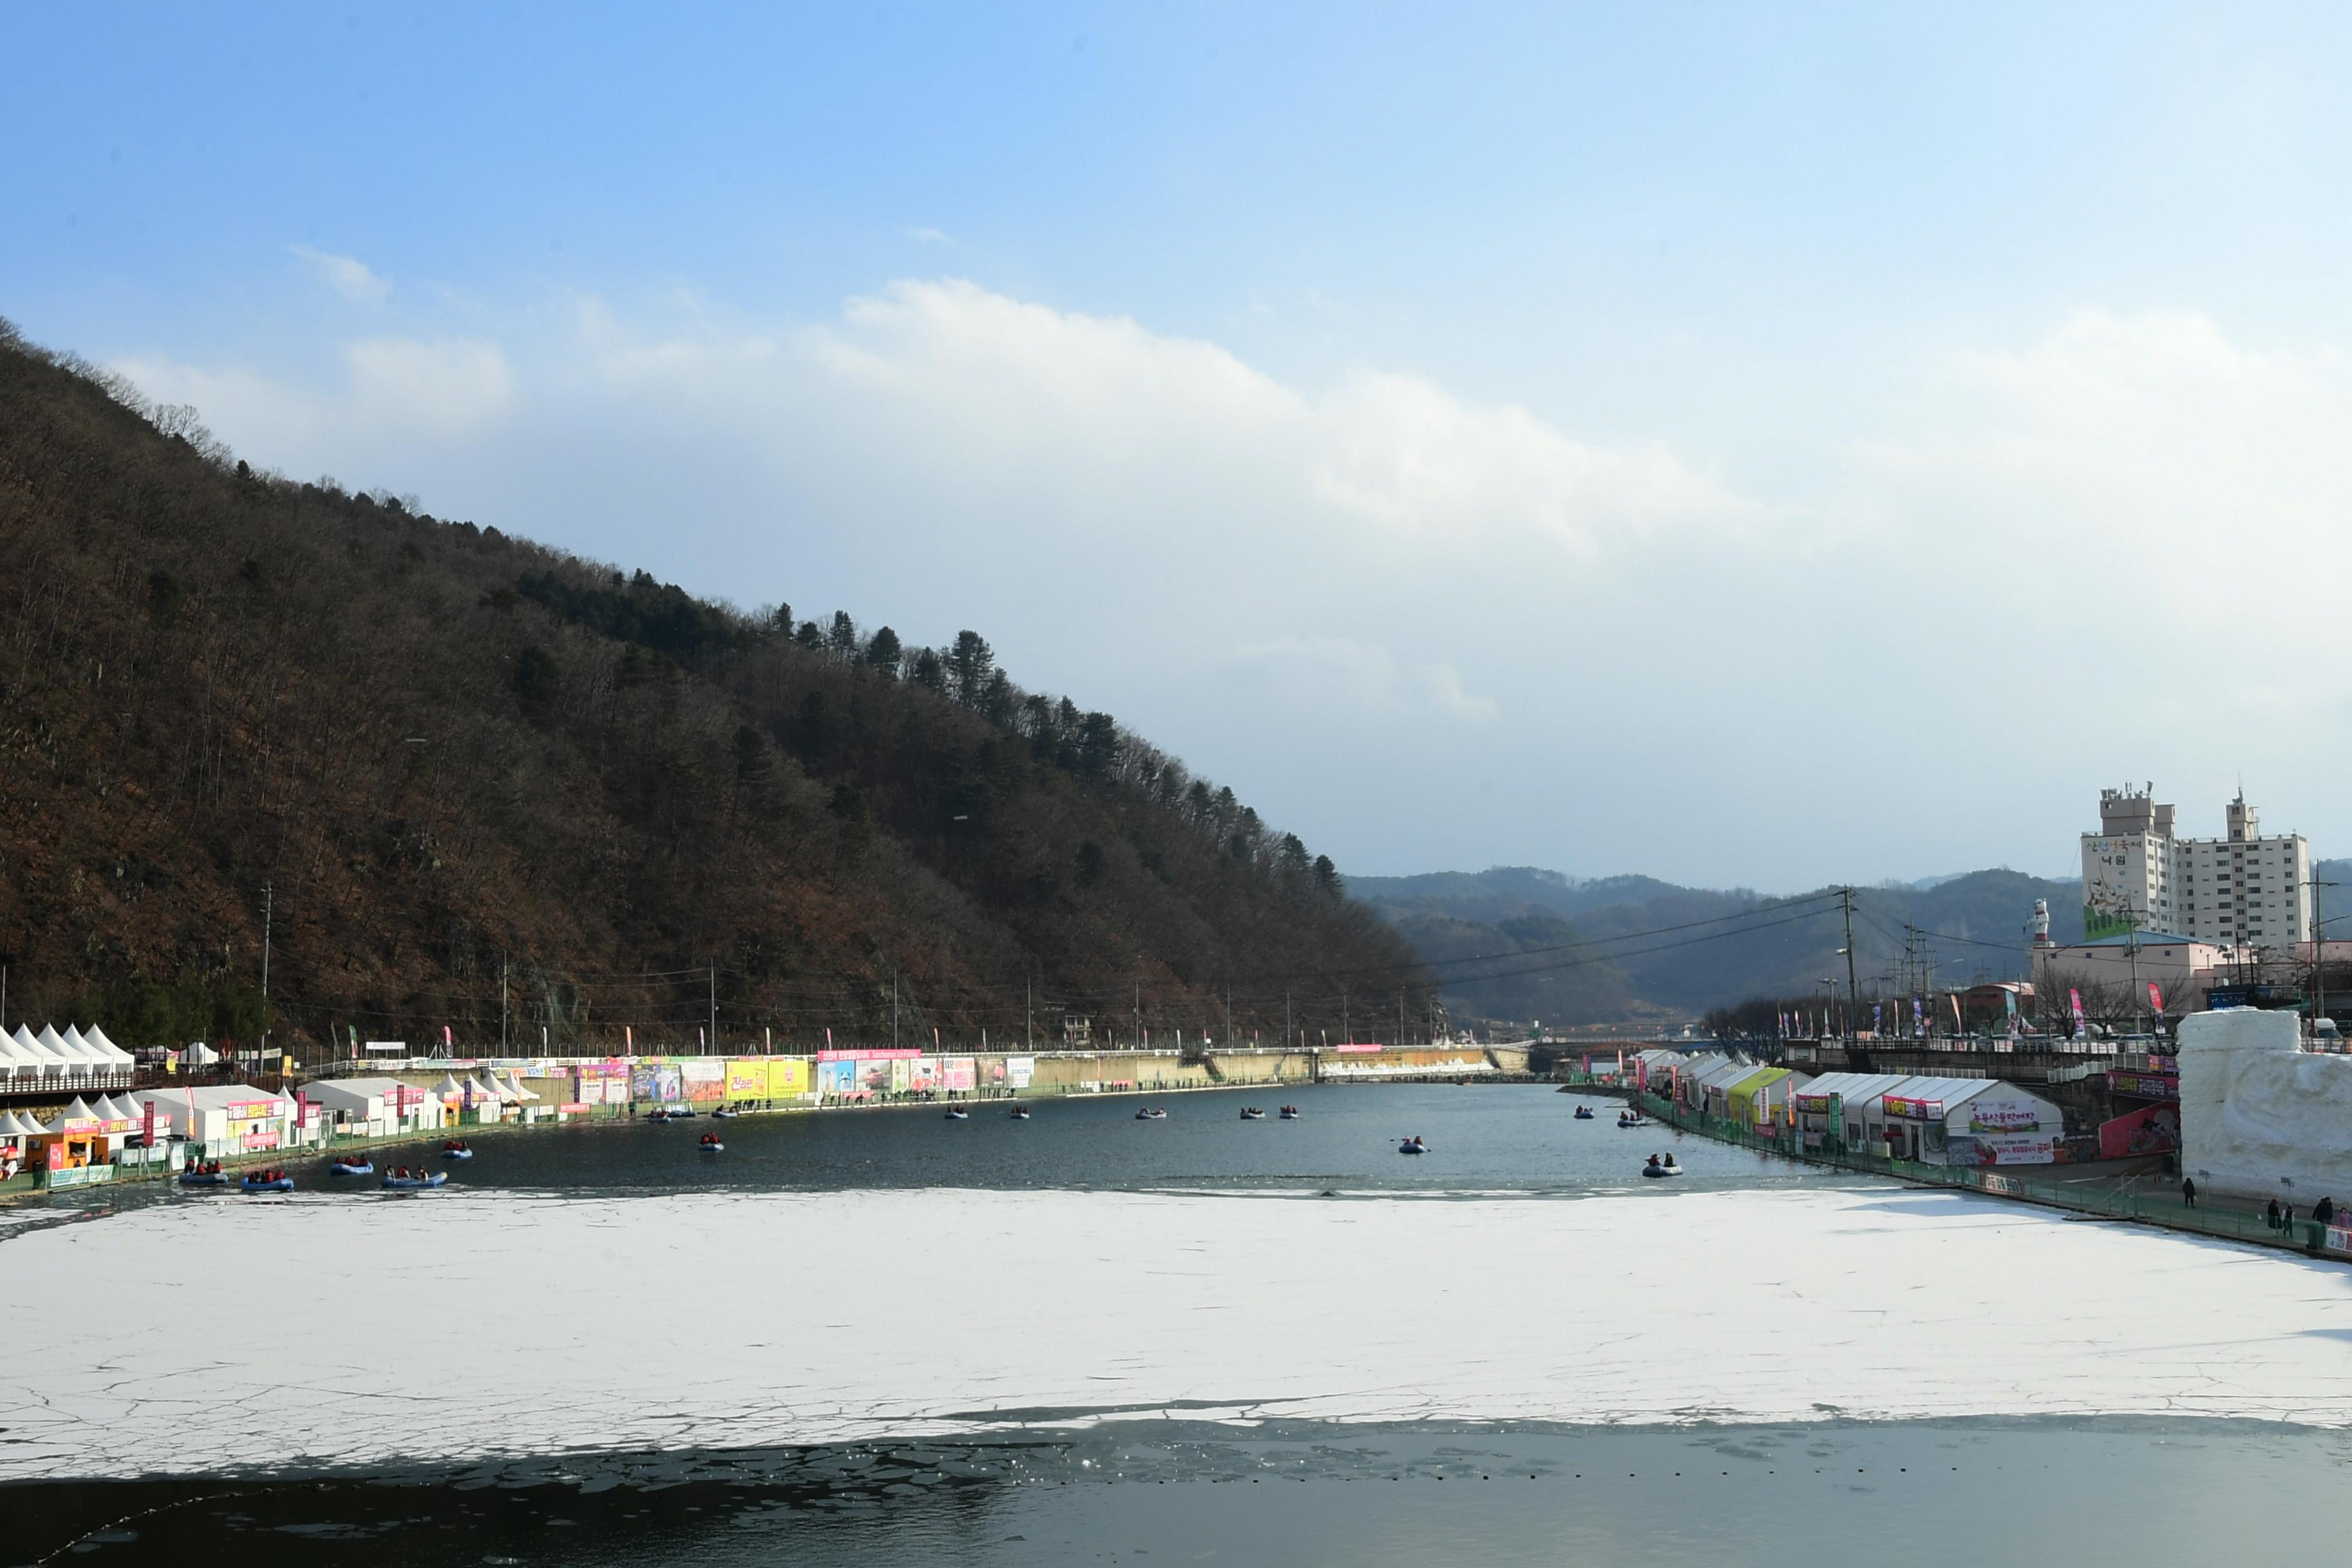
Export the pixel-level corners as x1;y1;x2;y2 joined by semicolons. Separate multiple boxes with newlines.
2079;785;2311;950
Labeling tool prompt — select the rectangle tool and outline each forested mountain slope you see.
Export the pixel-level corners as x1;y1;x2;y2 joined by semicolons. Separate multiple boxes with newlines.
0;319;1426;1052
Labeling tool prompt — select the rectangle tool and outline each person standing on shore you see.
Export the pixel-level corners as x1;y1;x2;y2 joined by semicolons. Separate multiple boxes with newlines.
2181;1177;2197;1208
2268;1199;2283;1230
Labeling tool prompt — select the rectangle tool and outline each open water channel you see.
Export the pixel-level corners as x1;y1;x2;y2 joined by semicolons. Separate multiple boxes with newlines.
8;1084;2351;1565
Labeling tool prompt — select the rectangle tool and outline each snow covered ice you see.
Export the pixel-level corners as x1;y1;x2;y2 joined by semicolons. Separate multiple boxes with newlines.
6;1184;2352;1480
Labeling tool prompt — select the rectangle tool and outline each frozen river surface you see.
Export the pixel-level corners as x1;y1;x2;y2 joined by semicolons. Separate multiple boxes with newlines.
8;1177;2352;1479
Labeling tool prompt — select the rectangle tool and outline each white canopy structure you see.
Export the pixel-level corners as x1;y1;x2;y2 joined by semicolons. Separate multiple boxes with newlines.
467;1073;512;1104
21;1025;69;1078
81;1024;136;1067
0;1110;43;1139
0;1031;37;1080
40;1096;106;1134
431;1073;470;1099
493;1070;539;1102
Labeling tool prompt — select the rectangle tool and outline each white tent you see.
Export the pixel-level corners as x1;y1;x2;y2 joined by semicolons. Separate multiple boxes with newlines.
40;1096;104;1134
60;1025;112;1070
0;1110;42;1138
431;1073;470;1099
22;1025;69;1077
493;1070;539;1102
97;1093;149;1124
83;1024;136;1066
467;1073;513;1104
186;1042;221;1065
0;1031;35;1079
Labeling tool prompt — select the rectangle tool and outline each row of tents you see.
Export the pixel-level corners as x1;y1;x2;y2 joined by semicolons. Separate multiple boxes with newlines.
0;1092;166;1139
429;1070;541;1106
0;1024;138;1083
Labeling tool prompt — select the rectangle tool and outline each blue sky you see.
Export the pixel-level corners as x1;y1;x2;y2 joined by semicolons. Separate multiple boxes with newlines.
11;4;2352;887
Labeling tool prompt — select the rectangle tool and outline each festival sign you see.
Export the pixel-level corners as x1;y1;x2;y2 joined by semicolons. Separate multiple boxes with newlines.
1966;1101;2042;1134
727;1059;770;1098
681;1059;727;1102
942;1057;977;1092
1946;1131;2057;1166
906;1057;941;1094
1884;1095;1945;1122
816;1060;865;1099
769;1059;810;1097
1004;1056;1035;1090
816;1048;923;1062
1793;1092;1840;1114
2108;1070;2179;1101
630;1063;683;1104
2097;1101;2180;1161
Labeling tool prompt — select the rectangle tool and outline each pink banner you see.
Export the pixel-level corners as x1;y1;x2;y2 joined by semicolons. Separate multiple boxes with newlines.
816;1048;923;1062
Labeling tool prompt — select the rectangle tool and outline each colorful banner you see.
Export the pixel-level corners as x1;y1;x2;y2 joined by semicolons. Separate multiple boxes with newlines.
817;1060;865;1099
2147;982;2166;1017
770;1059;810;1097
681;1060;727;1102
816;1047;923;1061
942;1057;977;1092
1966;1101;2041;1133
2108;1070;2179;1101
1946;1131;2057;1166
1885;1094;1945;1121
2070;988;2086;1037
1004;1055;1035;1090
906;1057;941;1093
2097;1101;2180;1160
630;1064;683;1103
1333;1043;1386;1053
727;1059;770;1098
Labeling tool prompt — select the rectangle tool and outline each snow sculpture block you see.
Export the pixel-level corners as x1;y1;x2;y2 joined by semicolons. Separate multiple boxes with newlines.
2179;1008;2352;1200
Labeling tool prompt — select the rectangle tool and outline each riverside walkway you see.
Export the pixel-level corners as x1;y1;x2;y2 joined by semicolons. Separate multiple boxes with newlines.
1632;1090;2352;1262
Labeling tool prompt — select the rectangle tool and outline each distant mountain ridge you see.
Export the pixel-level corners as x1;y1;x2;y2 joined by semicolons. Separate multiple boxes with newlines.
1355;865;2088;1026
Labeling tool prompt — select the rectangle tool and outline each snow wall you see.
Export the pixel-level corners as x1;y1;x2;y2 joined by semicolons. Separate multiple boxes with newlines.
2179;1008;2352;1200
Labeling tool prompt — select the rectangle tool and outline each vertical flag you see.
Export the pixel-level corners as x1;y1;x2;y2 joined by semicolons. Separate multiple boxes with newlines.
1871;1001;1882;1036
1950;994;1964;1034
2004;988;2019;1040
2148;983;2165;1024
2070;988;2087;1038
1911;997;1925;1037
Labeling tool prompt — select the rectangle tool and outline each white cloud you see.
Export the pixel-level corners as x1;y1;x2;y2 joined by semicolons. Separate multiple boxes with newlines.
93;288;2352;884
903;226;952;246
288;245;391;306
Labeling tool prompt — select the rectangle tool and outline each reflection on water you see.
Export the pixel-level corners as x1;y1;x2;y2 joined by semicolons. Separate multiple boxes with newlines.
13;1419;2349;1567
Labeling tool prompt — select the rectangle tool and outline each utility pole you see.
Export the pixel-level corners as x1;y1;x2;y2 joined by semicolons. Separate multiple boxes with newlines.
1841;888;1860;1043
1341;986;1349;1046
500;952;509;1051
1134;981;1142;1050
892;970;900;1052
1284;990;1291;1051
1224;985;1233;1048
1025;966;1034;1051
260;883;273;1061
2308;875;2339;1038
2126;926;2143;1037
709;966;717;1055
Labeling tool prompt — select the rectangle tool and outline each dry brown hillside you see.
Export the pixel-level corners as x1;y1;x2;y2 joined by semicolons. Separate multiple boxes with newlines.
0;318;1429;1056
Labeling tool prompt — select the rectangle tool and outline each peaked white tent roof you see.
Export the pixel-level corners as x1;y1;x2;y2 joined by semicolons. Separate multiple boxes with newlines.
82;1024;135;1064
0;1110;42;1136
0;1033;35;1072
467;1073;514;1103
29;1025;74;1068
493;1070;538;1101
431;1074;470;1098
41;1096;104;1133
